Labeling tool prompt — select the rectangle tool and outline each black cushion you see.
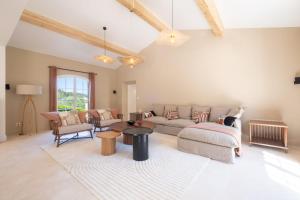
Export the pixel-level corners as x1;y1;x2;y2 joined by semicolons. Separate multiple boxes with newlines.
224;116;236;127
150;110;157;116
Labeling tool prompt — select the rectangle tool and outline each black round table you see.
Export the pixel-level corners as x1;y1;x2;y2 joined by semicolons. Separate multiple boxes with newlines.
123;127;153;161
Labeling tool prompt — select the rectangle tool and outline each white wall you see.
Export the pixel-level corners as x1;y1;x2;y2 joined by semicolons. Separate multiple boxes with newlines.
6;47;117;136
127;84;137;119
0;46;7;141
117;28;300;146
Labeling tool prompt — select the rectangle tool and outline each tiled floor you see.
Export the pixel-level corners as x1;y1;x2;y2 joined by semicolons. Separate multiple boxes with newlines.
1;132;300;200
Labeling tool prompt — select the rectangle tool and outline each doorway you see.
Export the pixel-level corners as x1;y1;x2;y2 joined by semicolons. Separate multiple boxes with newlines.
127;83;136;119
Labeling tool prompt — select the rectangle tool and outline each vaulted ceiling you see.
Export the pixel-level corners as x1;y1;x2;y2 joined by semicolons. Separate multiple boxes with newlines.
8;0;300;69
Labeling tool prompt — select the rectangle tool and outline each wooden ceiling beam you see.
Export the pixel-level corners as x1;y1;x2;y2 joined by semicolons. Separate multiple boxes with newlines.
195;0;224;36
116;0;169;32
20;9;135;56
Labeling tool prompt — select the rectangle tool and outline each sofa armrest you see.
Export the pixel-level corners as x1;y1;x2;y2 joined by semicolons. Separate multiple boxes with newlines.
233;119;242;132
50;120;60;135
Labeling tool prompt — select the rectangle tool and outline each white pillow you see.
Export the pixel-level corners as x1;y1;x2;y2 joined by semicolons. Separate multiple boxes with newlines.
228;107;245;119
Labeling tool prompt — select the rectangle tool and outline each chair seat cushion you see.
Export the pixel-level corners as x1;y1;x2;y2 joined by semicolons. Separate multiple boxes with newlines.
58;123;93;135
178;125;239;148
100;119;122;127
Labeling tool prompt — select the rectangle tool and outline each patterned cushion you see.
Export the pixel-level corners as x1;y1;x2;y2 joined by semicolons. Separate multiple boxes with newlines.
101;111;113;120
59;111;81;126
166;111;179;120
164;104;177;117
178;105;192;119
144;112;153;118
152;104;165;116
192;111;209;123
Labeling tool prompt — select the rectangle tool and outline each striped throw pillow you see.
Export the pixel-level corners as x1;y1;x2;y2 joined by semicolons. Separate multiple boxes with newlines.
166;111;179;120
192;111;209;123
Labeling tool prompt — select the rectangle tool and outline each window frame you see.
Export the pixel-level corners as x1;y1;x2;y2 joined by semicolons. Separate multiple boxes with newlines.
57;74;89;112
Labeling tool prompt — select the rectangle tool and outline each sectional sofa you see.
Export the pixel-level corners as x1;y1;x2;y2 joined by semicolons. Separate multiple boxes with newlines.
144;104;242;163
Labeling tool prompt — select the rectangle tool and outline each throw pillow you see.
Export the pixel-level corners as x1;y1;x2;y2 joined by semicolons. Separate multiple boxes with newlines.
192;111;209;123
59;111;81;126
164;104;177;117
150;110;157;116
101;111;113;120
166;111;179;120
144;112;153;118
224;116;237;127
227;107;245;119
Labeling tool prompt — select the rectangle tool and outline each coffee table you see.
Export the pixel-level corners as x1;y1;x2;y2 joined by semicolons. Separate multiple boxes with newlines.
110;121;155;161
123;127;153;161
110;121;155;145
96;131;121;156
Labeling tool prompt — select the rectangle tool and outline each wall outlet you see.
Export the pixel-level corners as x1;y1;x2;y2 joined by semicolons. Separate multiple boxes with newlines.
16;122;23;127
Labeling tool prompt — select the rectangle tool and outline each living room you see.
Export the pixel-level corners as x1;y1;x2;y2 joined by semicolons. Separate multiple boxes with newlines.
1;0;300;200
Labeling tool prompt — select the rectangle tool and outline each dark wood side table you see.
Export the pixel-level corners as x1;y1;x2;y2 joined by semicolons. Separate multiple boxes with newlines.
130;112;143;121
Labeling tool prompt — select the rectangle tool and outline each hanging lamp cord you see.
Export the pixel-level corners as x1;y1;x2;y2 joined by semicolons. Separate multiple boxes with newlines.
103;26;107;56
171;0;174;32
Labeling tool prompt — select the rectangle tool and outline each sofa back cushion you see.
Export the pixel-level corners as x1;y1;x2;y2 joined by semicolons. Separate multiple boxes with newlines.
152;104;165;116
209;107;232;122
178;105;192;119
192;105;211;113
164;104;178;117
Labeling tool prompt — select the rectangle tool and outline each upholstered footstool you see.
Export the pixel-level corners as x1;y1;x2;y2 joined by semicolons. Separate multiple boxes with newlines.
177;126;240;163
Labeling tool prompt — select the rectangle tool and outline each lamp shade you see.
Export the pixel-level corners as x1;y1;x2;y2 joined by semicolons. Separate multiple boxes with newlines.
16;85;42;95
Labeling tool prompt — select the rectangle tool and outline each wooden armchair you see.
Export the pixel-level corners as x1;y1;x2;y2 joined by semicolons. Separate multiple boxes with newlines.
41;111;94;147
88;109;123;132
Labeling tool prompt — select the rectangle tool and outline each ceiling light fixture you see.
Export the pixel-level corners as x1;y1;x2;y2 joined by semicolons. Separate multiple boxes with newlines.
156;0;189;47
118;0;143;69
96;26;114;64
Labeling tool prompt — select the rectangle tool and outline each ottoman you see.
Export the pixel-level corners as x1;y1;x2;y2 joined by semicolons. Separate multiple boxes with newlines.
177;126;240;163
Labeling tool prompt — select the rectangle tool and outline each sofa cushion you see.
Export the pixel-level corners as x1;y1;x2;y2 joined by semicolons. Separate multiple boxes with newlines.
178;125;239;148
144;116;168;125
59;111;81;126
58;123;93;135
163;104;177;117
192;111;209;123
209;107;232;122
166;111;179;120
100;119;122;127
192;105;211;113
178;105;192;119
165;119;195;128
152;104;165;116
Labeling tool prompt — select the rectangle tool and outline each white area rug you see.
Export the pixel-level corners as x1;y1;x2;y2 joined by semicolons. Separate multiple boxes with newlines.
41;132;209;200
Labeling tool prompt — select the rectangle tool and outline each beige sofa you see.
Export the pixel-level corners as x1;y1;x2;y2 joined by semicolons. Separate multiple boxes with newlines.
144;104;241;135
144;104;242;163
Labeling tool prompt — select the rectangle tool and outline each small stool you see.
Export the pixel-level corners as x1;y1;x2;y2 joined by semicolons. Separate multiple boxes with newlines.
96;131;121;156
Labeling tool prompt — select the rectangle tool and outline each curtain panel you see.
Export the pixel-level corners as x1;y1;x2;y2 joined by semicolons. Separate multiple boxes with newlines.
49;66;57;111
89;72;96;109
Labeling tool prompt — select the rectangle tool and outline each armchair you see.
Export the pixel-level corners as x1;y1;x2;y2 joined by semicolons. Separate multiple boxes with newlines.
88;109;123;132
41;111;94;147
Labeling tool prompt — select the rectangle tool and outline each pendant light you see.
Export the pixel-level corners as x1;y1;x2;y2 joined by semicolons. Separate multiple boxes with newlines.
156;0;189;47
118;0;143;69
96;26;114;64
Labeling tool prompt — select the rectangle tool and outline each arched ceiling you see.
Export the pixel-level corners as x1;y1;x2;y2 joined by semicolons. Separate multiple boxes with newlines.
8;0;300;69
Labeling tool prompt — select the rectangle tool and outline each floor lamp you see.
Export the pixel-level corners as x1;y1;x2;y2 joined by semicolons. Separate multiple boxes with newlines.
16;84;42;135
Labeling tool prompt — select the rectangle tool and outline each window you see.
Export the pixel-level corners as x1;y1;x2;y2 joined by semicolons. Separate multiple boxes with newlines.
57;75;89;111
